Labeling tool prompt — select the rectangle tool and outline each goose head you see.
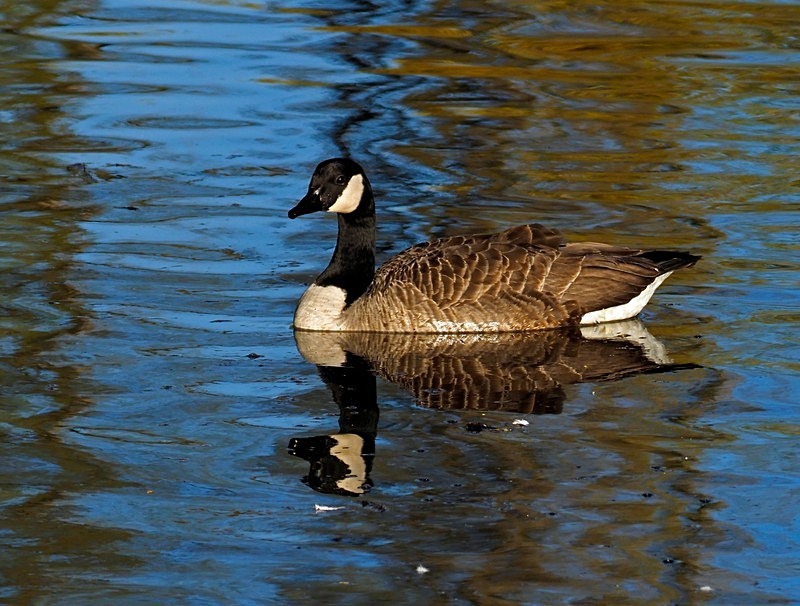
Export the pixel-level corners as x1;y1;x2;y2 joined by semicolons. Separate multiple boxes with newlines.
288;158;374;219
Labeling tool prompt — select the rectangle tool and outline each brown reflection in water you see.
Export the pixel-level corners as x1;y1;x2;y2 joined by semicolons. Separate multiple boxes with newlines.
295;320;696;413
311;0;798;255
1;1;137;600
289;320;697;496
287;320;732;600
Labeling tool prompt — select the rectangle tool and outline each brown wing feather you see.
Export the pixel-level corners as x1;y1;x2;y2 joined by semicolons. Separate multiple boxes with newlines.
350;224;695;332
357;224;577;330
544;243;685;314
494;223;565;248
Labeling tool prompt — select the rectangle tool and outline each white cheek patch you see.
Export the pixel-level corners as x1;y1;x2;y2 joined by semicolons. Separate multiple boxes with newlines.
327;174;363;214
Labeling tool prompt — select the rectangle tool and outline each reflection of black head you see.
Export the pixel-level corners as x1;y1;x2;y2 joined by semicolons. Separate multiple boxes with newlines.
288;355;379;497
288;434;374;497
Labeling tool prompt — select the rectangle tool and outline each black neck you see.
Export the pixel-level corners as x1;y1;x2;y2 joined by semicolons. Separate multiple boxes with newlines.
316;209;376;307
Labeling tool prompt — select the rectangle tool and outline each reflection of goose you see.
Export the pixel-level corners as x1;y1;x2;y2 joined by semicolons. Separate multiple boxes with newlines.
294;320;697;413
288;158;699;332
288;321;698;495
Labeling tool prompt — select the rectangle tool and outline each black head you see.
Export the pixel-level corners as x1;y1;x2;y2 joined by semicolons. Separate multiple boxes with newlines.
288;158;373;219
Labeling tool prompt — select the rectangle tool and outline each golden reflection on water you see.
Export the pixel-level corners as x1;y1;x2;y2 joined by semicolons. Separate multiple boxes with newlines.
325;0;796;261
0;0;139;598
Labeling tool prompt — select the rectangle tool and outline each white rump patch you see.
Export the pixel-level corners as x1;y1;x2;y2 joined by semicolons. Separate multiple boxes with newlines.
327;174;363;214
294;283;347;331
580;272;672;325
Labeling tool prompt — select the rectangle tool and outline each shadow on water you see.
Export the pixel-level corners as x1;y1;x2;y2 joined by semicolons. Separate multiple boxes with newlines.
289;320;699;496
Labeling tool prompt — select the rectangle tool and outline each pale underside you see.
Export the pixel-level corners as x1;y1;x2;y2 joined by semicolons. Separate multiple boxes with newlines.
293;224;677;333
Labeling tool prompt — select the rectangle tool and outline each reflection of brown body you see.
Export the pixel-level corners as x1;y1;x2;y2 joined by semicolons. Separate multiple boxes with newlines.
295;320;696;413
347;224;700;332
289;320;698;496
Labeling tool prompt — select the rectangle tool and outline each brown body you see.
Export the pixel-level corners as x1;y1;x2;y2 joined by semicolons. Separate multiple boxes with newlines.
341;224;696;332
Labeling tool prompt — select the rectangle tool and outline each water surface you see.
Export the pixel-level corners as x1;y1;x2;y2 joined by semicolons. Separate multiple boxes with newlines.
1;0;798;603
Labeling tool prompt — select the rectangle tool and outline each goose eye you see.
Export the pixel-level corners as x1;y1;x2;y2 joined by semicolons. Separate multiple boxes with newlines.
335;175;346;185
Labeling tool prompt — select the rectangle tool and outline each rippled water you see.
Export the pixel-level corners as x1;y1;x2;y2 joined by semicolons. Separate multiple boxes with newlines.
1;0;798;603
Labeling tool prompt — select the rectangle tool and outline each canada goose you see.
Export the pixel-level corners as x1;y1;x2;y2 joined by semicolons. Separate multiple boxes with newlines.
288;158;700;333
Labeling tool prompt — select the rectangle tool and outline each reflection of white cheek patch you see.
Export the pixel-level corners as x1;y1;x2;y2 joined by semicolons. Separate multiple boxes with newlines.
327;174;363;213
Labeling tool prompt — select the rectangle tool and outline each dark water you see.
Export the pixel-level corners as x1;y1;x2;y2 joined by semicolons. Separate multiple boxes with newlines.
1;0;798;603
